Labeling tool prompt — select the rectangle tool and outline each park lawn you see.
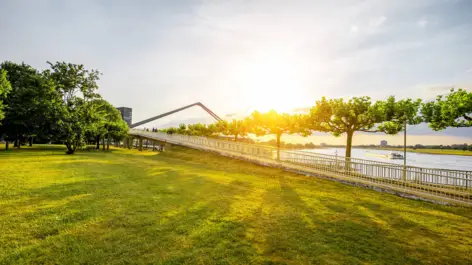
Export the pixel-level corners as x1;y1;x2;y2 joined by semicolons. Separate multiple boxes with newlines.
1;145;472;265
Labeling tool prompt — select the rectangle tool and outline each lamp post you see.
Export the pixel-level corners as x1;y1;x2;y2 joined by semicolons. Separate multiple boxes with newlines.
403;119;407;181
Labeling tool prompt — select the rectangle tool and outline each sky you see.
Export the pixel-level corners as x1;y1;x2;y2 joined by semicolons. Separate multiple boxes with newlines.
1;0;472;145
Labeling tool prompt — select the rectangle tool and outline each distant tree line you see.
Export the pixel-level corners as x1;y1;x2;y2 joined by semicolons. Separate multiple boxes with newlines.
415;144;472;151
0;61;128;154
159;89;472;159
356;143;472;152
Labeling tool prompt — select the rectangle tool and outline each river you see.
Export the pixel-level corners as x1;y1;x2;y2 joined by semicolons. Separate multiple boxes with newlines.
302;148;472;171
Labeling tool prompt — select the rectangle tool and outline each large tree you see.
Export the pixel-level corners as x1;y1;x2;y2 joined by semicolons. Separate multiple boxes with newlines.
88;99;128;150
227;119;250;141
308;97;384;158
376;97;423;134
309;96;422;159
250;110;309;159
421;88;472;130
0;69;11;122
213;119;249;140
44;61;101;154
0;62;60;149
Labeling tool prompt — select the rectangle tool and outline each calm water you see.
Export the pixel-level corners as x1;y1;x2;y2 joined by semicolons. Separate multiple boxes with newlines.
303;148;472;171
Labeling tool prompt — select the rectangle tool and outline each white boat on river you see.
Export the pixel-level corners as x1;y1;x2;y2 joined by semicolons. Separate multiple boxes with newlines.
387;152;404;160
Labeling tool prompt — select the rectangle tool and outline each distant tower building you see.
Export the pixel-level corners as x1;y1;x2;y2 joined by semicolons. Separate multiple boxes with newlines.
320;142;328;147
117;107;132;126
380;140;387;147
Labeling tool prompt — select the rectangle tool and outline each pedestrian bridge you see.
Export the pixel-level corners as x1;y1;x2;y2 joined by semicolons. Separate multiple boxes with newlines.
128;129;472;207
129;102;221;129
126;103;472;207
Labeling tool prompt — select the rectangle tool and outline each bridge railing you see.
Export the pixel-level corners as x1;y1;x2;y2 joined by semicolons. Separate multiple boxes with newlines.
129;129;472;206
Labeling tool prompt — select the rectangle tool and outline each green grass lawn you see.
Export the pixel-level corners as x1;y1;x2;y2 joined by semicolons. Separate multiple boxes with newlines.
1;145;472;265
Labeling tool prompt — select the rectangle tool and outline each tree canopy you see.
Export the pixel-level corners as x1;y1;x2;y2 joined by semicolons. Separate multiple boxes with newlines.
88;99;129;150
421;88;472;130
0;60;128;153
44;61;103;154
0;62;60;147
308;96;422;158
249;110;309;159
0;69;11;122
376;97;423;134
308;96;386;158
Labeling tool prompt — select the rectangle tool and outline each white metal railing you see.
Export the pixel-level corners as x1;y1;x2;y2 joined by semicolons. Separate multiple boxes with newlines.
129;129;472;206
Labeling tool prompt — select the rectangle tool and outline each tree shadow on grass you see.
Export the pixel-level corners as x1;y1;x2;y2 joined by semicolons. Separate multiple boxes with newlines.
1;167;260;264
141;146;288;178
238;175;472;265
3;146;471;264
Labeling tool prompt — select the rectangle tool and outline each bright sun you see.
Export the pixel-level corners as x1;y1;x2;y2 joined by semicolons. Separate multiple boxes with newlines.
239;52;304;113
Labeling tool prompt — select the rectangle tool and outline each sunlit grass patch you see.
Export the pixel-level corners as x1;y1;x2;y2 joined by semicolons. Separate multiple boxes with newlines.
1;145;471;264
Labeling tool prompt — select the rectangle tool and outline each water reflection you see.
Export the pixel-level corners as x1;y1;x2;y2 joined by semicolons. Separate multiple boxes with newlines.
303;148;472;171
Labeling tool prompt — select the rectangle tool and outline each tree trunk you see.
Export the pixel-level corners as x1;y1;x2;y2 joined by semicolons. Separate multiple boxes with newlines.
276;133;281;160
5;140;9;150
234;134;238;141
65;142;74;154
29;137;33;147
102;137;105;151
345;131;354;158
14;136;19;148
345;131;354;170
96;135;100;149
107;134;110;151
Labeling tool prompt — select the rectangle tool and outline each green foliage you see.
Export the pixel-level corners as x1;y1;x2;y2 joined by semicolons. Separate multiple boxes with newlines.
250;110;309;149
88;99;128;149
227;119;250;140
186;123;213;137
0;62;60;147
44;61;102;154
309;97;380;135
421;88;472;130
308;96;423;158
377;96;422;134
215;120;229;135
177;123;187;135
212;119;250;140
309;96;385;157
0;69;12;122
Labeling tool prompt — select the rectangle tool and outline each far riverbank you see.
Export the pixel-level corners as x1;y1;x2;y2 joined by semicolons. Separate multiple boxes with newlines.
355;147;472;156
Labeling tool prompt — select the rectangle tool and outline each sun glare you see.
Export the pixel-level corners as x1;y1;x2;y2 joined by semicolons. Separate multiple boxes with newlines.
240;52;304;113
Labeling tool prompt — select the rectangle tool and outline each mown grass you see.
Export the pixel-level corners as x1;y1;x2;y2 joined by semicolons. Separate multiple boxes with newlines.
1;145;472;265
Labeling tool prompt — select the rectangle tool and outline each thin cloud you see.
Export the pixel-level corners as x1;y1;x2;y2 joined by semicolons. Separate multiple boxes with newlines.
370;16;387;28
417;18;429;27
350;25;359;33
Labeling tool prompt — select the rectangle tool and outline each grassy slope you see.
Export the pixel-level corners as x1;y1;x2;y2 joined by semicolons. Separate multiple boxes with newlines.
1;145;471;265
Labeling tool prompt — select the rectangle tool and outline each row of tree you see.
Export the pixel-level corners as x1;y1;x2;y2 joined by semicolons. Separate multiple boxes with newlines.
160;90;471;158
0;61;129;154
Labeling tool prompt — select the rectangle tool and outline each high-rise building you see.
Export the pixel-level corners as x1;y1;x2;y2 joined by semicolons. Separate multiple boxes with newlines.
117;107;132;126
380;140;387;147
